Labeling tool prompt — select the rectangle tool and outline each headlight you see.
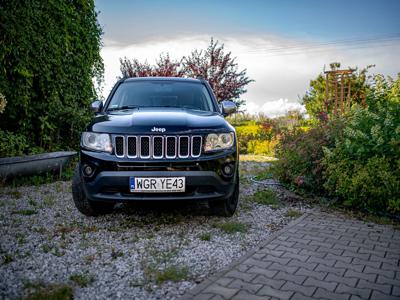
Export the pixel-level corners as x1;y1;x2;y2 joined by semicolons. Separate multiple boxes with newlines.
82;132;112;153
204;133;234;152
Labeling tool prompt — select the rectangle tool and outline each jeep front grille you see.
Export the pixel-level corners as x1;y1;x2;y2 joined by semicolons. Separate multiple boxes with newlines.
113;135;202;159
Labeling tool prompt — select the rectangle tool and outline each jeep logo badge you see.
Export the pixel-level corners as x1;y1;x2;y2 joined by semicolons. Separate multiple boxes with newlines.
151;127;166;133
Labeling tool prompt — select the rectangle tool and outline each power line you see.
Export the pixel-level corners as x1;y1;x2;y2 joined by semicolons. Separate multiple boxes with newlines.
247;34;400;53
239;36;400;57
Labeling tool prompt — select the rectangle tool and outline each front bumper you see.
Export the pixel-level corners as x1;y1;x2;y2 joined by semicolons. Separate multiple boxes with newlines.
80;149;238;202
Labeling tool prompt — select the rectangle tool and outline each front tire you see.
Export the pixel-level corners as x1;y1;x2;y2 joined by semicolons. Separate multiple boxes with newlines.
209;179;239;217
72;164;115;216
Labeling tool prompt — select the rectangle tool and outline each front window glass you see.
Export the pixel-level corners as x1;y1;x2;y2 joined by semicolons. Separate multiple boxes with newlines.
107;81;215;112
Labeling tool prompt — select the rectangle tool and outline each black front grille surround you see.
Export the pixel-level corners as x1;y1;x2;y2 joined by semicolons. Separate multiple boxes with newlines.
113;135;202;159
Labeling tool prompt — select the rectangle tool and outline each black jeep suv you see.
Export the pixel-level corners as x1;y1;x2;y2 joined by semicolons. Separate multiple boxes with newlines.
72;77;239;217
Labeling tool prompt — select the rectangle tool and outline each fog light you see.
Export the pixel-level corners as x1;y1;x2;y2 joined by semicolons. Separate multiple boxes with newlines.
222;164;234;176
83;165;94;176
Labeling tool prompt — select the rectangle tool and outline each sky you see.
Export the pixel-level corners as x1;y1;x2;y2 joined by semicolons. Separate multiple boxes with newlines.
95;0;400;117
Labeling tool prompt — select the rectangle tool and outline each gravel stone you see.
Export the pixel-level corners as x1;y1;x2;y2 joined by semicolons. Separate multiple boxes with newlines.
0;161;309;299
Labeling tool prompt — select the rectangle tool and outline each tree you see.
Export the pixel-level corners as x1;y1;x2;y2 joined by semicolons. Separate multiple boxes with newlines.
120;54;183;78
119;39;253;109
0;0;103;155
302;63;372;121
183;39;253;107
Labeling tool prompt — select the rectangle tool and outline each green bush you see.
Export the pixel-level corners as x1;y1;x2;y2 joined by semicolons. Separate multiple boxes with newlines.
274;73;400;214
323;85;400;213
272;120;343;194
0;130;30;157
0;0;103;156
247;139;277;156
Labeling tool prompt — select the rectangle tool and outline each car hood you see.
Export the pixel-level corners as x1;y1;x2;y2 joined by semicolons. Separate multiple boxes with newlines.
87;107;234;134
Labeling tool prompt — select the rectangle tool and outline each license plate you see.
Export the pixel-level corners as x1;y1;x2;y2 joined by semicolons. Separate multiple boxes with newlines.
129;177;185;193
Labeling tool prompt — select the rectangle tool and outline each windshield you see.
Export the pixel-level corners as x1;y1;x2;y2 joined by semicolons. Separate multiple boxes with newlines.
106;81;215;112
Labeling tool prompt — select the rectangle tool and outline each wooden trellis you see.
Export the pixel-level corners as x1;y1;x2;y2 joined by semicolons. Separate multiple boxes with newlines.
324;69;359;116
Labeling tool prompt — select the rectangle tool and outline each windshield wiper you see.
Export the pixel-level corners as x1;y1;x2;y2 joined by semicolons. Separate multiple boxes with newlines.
107;105;139;111
149;105;181;108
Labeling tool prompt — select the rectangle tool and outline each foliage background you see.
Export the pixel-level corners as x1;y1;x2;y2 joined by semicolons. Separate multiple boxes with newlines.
273;66;400;214
0;0;103;157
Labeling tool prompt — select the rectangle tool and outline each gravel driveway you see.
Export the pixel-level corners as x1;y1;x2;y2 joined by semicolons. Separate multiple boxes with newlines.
0;160;308;299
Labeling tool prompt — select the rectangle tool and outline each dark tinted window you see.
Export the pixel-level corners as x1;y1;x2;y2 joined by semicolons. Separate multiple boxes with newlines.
107;81;215;112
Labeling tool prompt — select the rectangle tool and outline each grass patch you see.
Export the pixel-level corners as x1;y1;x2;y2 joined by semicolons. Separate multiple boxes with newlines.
69;273;94;287
43;195;55;206
111;247;123;259
213;221;248;234
254;171;273;181
199;232;211;241
10;190;22;199
285;209;303;218
16;232;26;244
12;209;37;216
2;253;13;265
25;283;73;300
28;198;37;207
154;265;189;284
252;189;281;209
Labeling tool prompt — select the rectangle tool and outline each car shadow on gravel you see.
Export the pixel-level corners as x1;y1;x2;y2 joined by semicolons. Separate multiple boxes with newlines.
114;200;212;218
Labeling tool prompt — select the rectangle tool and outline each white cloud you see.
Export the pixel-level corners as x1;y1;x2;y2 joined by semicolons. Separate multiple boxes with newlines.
100;34;400;116
245;99;305;117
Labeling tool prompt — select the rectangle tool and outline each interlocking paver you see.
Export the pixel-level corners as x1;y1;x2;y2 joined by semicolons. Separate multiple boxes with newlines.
344;269;376;282
336;260;364;273
256;285;294;299
192;294;214;300
295;267;327;281
268;262;299;274
370;291;399;300
241;257;271;269
303;277;337;292
325;273;358;287
352;257;381;268
357;279;392;294
335;283;371;299
228;279;263;294
281;251;309;262
364;265;395;279
202;284;239;299
274;271;307;285
281;281;316;296
392;286;400;297
288;259;318;271
180;211;400;300
247;266;277;278
225;270;256;282
251;275;286;289
231;291;270;300
313;287;350;300
307;256;336;267
315;263;347;276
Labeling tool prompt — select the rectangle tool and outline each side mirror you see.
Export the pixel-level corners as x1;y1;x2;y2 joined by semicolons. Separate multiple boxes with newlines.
90;100;103;113
221;100;237;116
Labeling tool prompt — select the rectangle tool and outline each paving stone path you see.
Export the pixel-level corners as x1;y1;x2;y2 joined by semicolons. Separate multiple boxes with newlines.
180;210;400;300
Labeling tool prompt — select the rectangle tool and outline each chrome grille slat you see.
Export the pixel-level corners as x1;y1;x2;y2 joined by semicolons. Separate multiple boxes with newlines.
191;136;202;157
114;135;202;159
140;136;151;158
115;136;125;158
178;136;189;158
127;136;137;158
152;136;164;158
165;136;177;159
